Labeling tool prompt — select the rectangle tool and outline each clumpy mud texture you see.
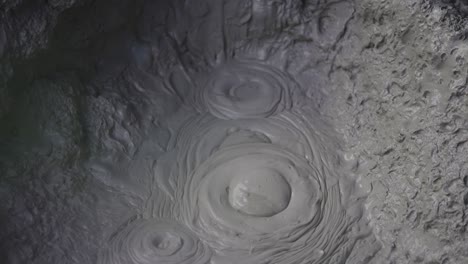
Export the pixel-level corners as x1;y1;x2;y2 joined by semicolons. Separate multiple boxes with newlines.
1;0;468;263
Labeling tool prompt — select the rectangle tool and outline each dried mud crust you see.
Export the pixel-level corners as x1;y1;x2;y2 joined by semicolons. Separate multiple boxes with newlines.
328;0;468;263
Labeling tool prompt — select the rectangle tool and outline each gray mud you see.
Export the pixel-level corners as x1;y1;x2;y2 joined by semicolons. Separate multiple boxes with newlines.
1;0;468;263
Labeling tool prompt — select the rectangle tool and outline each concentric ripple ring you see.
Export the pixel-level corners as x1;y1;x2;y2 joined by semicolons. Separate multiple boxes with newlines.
97;218;212;264
197;61;294;119
151;107;367;263
182;143;322;242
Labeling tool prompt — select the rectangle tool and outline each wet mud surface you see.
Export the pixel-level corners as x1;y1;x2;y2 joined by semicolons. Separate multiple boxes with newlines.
1;0;468;263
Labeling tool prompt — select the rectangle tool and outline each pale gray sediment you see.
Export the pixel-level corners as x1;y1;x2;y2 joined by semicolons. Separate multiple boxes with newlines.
1;0;468;263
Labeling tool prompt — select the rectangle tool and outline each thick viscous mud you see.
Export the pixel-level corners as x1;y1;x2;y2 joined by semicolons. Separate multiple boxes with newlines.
1;0;468;263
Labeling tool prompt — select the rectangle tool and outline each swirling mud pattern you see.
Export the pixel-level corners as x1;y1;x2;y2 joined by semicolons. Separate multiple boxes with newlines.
194;61;294;120
99;60;370;264
98;219;212;264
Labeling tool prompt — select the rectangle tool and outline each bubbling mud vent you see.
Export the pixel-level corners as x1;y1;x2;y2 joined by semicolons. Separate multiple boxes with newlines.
98;60;373;264
195;61;293;120
98;219;212;264
5;0;468;263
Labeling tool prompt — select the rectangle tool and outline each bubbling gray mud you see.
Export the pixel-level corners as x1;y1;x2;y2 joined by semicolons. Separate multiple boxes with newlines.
98;218;212;264
4;0;468;263
194;60;294;119
131;61;372;264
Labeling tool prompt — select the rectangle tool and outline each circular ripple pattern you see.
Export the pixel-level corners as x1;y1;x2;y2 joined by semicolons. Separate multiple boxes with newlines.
153;108;366;264
196;61;294;119
182;144;324;249
97;219;211;264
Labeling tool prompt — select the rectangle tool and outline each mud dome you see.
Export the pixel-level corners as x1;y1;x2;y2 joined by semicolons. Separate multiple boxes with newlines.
2;0;468;263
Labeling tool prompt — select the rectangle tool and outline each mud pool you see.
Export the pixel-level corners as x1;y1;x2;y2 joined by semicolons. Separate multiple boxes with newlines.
1;0;468;263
